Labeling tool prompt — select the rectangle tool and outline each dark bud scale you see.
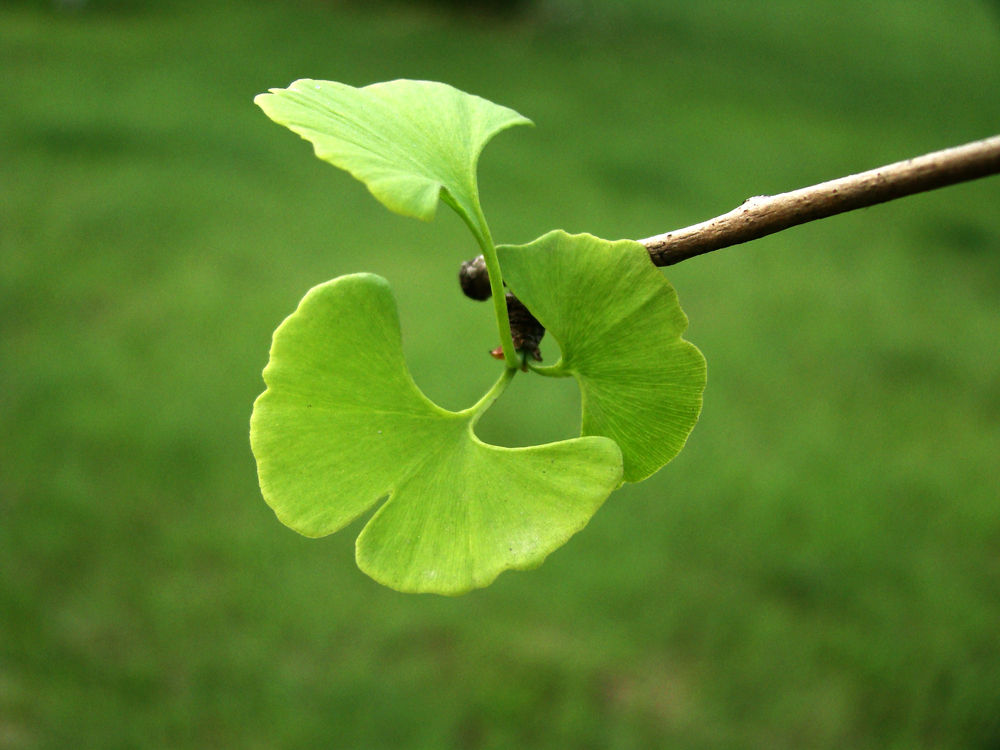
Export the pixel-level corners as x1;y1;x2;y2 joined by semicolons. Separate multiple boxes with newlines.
505;292;544;362
458;255;492;301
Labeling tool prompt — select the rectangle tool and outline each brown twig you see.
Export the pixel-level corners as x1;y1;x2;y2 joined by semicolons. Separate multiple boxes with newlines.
640;134;1000;266
460;134;1000;356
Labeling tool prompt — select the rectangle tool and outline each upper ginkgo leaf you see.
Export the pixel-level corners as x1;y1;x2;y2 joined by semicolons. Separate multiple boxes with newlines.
250;273;622;595
254;79;532;234
498;231;707;482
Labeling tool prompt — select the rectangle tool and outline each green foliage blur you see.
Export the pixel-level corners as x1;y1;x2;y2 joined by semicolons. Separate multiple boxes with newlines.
2;1;999;748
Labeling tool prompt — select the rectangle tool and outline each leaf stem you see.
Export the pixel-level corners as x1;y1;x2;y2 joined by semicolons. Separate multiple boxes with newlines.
528;362;569;378
440;190;519;367
480;244;520;369
460;365;517;419
459;197;519;369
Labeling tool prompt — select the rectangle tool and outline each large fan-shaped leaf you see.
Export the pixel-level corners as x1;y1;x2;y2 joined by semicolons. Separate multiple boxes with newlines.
250;274;622;594
498;231;707;482
254;79;531;235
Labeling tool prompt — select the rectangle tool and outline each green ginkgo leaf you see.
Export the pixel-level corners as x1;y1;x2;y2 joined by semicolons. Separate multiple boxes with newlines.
498;231;707;482
250;273;622;595
254;79;531;238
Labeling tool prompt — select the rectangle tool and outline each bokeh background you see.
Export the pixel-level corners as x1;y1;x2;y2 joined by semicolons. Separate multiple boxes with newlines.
3;1;1000;747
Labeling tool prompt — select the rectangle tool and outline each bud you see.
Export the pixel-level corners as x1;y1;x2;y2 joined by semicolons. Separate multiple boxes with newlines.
458;255;491;301
506;293;544;362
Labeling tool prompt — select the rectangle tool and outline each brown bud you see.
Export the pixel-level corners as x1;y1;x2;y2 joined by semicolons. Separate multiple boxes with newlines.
506;293;544;362
458;255;491;301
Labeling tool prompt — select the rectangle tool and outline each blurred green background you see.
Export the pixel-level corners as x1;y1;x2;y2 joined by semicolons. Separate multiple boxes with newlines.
3;0;999;747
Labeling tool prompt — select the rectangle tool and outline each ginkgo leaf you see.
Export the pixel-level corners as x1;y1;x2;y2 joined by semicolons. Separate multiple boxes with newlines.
250;273;622;595
254;79;531;237
498;231;707;482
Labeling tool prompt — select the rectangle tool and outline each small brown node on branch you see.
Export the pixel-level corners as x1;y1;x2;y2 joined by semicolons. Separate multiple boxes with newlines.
459;255;491;300
488;294;545;366
507;292;544;363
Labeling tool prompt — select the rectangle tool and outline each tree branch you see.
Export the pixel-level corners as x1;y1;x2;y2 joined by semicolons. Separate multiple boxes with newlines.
641;134;1000;266
459;134;1000;354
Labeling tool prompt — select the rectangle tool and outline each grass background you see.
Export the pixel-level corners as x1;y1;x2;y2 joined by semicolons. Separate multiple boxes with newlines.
2;0;999;747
